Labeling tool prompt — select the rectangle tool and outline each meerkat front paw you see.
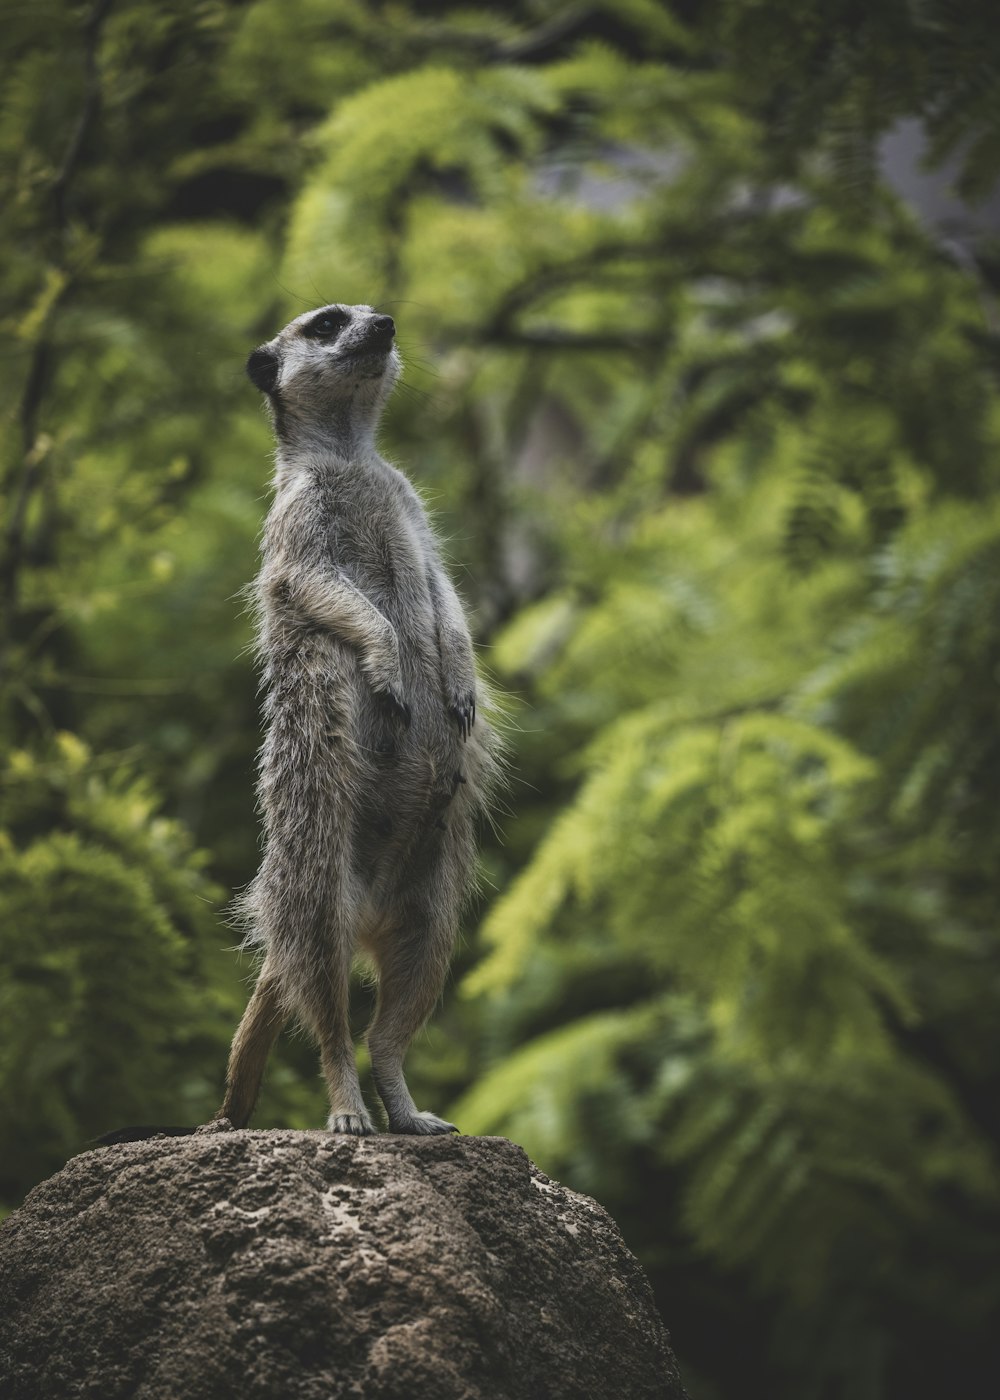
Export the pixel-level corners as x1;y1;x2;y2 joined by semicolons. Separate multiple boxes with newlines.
362;640;411;726
379;687;412;727
447;687;476;741
369;678;411;727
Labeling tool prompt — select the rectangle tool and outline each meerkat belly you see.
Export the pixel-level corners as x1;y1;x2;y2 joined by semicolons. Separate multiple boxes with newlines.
260;563;460;882
265;620;451;812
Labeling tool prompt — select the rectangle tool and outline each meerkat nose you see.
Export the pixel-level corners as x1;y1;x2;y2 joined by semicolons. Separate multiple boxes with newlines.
372;315;395;339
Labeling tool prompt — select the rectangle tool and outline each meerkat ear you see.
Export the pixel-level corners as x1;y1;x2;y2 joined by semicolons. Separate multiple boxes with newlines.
247;346;280;394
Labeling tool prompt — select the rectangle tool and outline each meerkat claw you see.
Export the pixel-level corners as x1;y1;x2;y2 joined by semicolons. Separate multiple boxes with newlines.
448;691;476;740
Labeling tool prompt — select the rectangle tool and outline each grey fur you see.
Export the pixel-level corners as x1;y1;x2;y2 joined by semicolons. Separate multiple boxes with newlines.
221;304;503;1137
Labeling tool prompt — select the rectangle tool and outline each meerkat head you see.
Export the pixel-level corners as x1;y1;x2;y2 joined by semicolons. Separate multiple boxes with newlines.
246;303;401;444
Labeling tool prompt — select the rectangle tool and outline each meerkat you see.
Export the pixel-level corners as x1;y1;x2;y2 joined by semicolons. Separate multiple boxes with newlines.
216;302;502;1137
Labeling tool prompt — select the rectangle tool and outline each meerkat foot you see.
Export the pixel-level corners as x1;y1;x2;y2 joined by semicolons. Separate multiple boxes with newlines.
390;1110;458;1136
327;1111;376;1136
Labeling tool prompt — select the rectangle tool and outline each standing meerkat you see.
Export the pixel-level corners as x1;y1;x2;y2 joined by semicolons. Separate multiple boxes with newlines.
221;302;503;1136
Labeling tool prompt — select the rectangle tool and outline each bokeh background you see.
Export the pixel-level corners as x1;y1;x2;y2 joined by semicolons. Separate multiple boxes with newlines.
3;3;1000;1397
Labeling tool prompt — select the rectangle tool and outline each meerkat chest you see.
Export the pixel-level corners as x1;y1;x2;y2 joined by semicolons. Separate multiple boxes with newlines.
335;510;422;593
265;466;436;624
330;480;432;609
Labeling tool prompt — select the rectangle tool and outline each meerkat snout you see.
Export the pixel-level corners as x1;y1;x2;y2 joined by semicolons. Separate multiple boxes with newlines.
354;314;395;355
369;314;395;342
247;345;279;394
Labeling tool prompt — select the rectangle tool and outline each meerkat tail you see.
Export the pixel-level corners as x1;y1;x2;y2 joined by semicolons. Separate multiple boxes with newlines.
215;957;286;1128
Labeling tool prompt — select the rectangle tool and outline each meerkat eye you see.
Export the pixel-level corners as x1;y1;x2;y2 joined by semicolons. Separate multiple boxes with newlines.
304;311;349;341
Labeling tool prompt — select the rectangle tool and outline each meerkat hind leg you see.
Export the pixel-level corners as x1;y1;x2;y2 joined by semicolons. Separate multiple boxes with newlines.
322;1032;375;1138
305;943;375;1136
366;908;458;1135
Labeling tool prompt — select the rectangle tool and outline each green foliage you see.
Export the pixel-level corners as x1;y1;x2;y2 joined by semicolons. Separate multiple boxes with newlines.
0;734;236;1201
2;3;1000;1397
460;482;1000;1395
709;0;1000;200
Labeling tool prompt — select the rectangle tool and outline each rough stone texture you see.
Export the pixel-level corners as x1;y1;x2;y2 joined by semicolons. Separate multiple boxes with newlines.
0;1127;687;1400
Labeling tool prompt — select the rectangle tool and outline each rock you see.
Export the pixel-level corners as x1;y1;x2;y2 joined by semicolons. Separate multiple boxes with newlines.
0;1129;687;1400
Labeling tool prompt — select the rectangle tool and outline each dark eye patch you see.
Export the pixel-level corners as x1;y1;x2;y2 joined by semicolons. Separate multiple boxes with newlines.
304;310;349;340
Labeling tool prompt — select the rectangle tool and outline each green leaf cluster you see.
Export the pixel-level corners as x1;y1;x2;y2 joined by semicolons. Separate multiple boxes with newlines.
0;733;236;1203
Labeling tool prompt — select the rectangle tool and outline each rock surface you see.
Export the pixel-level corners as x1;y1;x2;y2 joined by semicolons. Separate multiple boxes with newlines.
0;1126;687;1400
